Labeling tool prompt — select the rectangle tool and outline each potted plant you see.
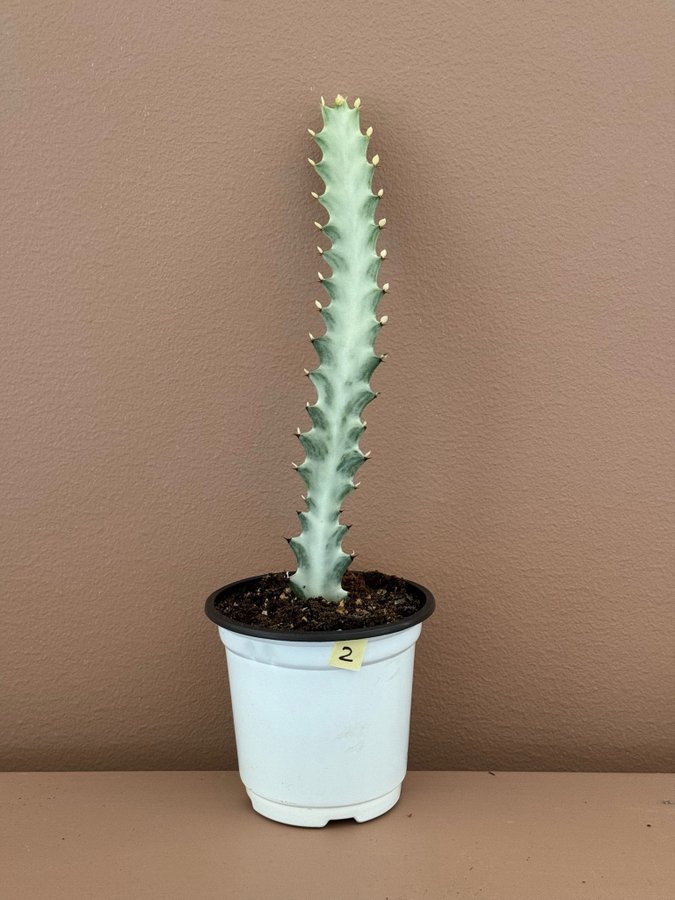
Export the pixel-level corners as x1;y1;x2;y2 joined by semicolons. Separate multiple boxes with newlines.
205;94;435;827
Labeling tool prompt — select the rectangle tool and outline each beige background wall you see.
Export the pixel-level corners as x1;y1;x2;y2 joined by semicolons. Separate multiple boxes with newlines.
2;0;673;772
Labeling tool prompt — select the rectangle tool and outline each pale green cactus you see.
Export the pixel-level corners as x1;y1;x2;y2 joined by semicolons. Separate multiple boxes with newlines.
288;94;389;602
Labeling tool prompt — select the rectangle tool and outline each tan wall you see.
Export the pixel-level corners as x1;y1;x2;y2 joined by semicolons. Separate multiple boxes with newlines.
1;0;673;772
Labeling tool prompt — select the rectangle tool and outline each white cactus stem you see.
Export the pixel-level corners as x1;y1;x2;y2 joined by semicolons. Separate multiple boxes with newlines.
289;96;387;602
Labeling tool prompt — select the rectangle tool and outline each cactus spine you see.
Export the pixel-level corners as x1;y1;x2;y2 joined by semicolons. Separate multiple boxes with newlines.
289;95;387;602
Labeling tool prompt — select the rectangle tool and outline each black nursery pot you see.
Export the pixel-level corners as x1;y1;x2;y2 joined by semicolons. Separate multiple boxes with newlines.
204;572;436;642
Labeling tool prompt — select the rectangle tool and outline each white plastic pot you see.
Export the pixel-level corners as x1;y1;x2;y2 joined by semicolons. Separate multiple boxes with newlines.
206;574;434;827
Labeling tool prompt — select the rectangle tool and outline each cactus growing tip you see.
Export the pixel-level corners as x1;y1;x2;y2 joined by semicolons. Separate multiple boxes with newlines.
317;93;363;109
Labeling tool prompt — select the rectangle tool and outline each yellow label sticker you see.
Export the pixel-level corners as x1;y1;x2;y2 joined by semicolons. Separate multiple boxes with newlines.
329;639;368;671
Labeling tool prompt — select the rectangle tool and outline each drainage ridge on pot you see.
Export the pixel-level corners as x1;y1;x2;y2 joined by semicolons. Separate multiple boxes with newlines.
205;573;435;828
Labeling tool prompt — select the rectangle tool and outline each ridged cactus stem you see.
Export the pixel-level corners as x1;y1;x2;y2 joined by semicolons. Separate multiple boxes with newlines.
289;95;386;602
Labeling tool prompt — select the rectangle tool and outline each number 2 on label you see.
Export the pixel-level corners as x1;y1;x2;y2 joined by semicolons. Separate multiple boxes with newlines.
329;639;368;670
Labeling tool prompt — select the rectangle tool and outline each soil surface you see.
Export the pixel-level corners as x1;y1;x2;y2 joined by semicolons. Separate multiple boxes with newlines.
213;570;425;632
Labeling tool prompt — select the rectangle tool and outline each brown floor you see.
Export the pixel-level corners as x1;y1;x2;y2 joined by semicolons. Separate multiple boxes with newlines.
2;771;674;899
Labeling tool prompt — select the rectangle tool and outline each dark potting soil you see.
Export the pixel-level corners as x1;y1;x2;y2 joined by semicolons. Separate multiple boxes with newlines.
213;570;424;632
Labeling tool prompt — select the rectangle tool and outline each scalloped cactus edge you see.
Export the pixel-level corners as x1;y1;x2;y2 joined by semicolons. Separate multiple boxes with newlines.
288;94;388;602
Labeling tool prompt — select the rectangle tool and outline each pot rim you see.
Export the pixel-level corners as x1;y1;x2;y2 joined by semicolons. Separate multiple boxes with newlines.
204;571;435;642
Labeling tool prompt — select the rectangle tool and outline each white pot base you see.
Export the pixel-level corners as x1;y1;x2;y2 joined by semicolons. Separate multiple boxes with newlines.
246;784;402;828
